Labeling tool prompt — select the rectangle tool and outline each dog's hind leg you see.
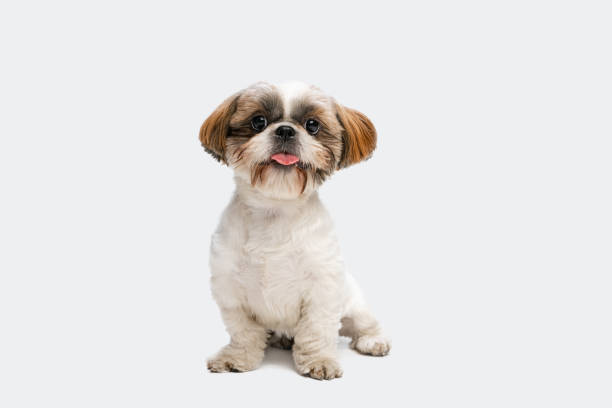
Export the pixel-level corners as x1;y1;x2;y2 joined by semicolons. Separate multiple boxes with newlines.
339;275;391;356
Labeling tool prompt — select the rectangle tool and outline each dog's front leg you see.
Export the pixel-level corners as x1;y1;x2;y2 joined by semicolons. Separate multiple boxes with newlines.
292;301;343;380
207;307;268;373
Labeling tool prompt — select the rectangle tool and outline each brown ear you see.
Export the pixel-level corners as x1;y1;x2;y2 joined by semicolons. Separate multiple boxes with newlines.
335;104;377;169
199;92;240;163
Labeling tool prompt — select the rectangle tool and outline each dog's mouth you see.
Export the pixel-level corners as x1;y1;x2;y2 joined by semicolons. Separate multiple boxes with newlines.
270;152;300;166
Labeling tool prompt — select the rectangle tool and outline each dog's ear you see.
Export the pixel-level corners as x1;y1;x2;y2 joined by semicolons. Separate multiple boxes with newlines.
335;104;377;169
199;92;241;163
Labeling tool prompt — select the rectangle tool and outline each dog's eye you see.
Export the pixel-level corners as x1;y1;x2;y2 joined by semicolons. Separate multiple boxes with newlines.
251;115;267;132
304;119;320;135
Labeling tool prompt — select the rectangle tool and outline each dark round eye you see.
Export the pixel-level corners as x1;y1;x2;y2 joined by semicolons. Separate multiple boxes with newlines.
251;115;267;132
304;118;320;135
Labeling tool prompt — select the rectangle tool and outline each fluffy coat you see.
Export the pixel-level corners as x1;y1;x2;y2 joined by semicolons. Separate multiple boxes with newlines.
202;82;390;380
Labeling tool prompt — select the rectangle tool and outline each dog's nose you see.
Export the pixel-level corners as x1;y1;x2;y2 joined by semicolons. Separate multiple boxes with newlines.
275;125;296;141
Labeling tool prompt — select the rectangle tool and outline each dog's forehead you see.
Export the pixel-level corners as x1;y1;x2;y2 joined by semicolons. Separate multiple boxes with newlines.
277;82;331;116
278;81;312;104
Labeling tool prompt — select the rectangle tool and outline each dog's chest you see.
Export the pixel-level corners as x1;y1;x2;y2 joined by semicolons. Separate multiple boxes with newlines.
238;214;307;329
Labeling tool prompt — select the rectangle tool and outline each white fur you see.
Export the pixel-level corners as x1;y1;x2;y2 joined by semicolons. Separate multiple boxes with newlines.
278;81;312;115
207;83;390;380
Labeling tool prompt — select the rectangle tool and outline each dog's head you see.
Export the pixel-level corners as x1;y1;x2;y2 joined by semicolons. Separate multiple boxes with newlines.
199;82;376;199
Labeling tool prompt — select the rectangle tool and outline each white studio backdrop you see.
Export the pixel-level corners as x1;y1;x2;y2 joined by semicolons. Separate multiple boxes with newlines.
0;1;610;407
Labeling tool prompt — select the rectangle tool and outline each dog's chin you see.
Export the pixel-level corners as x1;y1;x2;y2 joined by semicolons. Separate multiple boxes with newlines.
233;158;312;201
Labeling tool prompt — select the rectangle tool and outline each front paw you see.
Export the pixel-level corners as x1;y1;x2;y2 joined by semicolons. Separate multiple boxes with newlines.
296;357;343;380
207;346;263;373
351;335;391;356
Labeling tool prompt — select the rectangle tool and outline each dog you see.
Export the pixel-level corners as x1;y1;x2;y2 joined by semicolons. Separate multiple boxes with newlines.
200;81;390;380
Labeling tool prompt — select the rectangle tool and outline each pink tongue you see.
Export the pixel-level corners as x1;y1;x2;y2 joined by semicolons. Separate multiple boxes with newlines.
271;153;299;165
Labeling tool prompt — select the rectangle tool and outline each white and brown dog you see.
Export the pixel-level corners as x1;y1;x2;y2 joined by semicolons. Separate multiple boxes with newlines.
201;81;390;380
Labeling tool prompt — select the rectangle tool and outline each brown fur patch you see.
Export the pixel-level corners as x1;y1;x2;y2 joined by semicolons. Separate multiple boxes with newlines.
289;100;330;125
229;84;283;135
251;162;269;186
199;93;240;162
335;104;377;169
295;166;308;194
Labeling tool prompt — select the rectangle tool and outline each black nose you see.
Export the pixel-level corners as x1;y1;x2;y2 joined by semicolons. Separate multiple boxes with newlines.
275;125;296;141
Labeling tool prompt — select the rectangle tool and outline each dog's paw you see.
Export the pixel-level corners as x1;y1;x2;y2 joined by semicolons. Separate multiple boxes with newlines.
207;347;262;373
297;358;343;380
351;335;391;356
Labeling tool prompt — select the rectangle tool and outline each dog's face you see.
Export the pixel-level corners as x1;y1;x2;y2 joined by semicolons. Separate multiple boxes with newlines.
200;82;376;199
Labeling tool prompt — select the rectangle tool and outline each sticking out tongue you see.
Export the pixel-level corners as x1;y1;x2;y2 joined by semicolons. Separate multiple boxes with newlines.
270;153;299;166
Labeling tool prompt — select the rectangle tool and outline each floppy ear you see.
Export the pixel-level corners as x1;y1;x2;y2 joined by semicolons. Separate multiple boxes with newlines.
335;104;377;169
199;92;240;163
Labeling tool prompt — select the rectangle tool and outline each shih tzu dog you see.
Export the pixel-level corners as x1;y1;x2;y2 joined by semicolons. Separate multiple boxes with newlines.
200;81;390;380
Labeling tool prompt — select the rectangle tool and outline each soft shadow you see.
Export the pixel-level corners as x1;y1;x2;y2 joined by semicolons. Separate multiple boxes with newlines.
260;347;295;372
338;336;351;350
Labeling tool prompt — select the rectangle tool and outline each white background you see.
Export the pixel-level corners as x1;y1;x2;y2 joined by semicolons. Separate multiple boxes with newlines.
1;0;610;407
